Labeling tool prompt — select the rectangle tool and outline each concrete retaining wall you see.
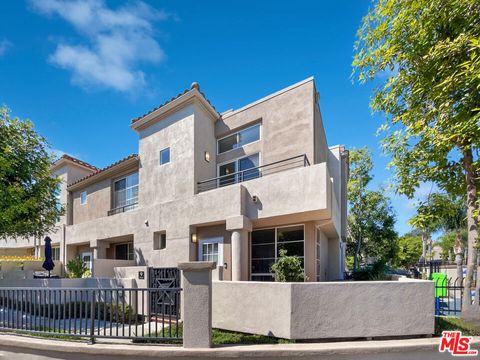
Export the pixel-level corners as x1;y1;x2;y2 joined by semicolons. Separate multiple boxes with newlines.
213;279;434;340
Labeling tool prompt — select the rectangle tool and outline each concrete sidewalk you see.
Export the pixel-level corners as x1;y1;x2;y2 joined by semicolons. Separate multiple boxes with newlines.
0;334;479;360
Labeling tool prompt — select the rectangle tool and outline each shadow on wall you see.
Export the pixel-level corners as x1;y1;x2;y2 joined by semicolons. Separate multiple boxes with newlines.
135;248;147;266
245;188;263;219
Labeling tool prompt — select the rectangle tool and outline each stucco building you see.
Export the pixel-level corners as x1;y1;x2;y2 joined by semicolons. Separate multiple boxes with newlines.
0;77;348;282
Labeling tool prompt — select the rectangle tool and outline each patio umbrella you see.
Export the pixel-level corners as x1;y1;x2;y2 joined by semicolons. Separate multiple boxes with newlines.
42;236;55;277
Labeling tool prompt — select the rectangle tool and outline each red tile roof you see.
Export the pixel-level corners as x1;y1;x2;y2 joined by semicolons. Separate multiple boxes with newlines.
131;82;217;124
57;154;98;171
67;154;139;188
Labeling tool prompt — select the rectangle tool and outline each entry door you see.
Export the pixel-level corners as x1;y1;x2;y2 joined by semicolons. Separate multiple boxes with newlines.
198;237;224;266
81;251;93;270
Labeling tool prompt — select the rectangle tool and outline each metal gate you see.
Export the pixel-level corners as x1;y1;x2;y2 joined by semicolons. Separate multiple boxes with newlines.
149;267;180;316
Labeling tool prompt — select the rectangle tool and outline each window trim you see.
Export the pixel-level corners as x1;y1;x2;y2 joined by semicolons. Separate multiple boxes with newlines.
153;231;167;250
52;247;60;261
198;237;224;265
112;172;139;210
216;122;261;155
80;191;87;205
250;223;305;280
159;147;171;165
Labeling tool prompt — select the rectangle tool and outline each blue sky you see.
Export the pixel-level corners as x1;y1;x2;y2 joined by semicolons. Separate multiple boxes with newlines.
0;0;426;235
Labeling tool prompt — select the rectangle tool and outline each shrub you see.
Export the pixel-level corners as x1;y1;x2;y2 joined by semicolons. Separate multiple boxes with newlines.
271;249;305;282
66;257;88;278
350;261;388;281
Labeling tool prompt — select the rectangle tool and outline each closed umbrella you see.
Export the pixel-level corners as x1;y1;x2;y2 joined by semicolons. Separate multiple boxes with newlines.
42;236;55;278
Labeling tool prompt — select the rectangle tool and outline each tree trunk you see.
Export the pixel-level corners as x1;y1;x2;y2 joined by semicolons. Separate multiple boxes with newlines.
462;147;479;318
353;233;362;272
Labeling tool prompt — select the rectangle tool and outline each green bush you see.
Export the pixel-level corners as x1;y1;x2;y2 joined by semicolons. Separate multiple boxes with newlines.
350;261;388;281
66;257;88;278
270;249;306;282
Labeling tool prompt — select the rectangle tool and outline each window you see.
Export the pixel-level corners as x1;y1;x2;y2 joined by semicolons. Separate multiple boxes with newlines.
55;185;62;211
202;242;219;263
218;153;260;186
115;243;134;261
113;173;138;210
251;225;305;281
153;231;166;250
80;191;87;205
52;247;60;261
217;123;260;154
160;147;170;165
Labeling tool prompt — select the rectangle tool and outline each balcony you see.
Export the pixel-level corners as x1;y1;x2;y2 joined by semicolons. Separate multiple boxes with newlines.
197;154;310;193
107;202;138;216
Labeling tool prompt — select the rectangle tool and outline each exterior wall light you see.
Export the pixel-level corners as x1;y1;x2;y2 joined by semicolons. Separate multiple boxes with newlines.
204;151;210;162
191;233;198;243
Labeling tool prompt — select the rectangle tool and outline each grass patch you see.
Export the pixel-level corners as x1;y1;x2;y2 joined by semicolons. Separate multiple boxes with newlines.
435;317;480;336
212;328;290;345
133;324;290;345
4;329;87;341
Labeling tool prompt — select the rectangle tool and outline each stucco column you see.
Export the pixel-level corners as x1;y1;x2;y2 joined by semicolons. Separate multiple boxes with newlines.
178;261;215;348
226;215;252;281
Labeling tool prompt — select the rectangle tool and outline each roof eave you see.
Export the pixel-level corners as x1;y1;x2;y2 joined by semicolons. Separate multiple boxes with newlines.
67;156;139;191
50;158;96;173
131;89;219;132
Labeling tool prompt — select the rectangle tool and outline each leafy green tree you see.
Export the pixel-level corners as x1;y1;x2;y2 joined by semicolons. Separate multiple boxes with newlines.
410;193;467;260
0;107;63;239
347;147;398;270
437;229;467;261
393;234;423;269
353;0;480;314
270;249;305;282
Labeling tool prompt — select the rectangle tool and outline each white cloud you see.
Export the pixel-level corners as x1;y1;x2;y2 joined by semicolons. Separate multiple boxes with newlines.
29;0;167;92
0;39;12;56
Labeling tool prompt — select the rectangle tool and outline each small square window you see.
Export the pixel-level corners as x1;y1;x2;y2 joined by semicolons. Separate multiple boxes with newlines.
160;148;170;165
153;231;166;250
80;191;87;205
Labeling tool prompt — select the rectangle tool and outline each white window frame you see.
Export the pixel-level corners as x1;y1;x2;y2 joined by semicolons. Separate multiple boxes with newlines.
80;191;87;205
160;147;170;165
250;224;305;281
113;172;139;209
52;247;60;261
198;237;224;265
217;153;261;182
216;122;261;155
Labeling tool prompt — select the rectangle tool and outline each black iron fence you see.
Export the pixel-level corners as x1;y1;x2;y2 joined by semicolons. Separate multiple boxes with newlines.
197;154;311;193
0;287;181;344
434;277;464;316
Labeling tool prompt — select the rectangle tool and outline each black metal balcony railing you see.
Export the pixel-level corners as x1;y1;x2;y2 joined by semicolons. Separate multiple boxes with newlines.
107;203;138;216
197;154;310;193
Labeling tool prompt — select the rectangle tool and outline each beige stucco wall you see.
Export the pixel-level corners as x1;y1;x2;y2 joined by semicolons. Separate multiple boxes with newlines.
216;79;317;167
213;279;434;340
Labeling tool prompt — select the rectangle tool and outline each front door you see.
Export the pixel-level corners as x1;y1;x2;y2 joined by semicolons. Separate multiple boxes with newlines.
81;251;93;271
198;237;224;266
